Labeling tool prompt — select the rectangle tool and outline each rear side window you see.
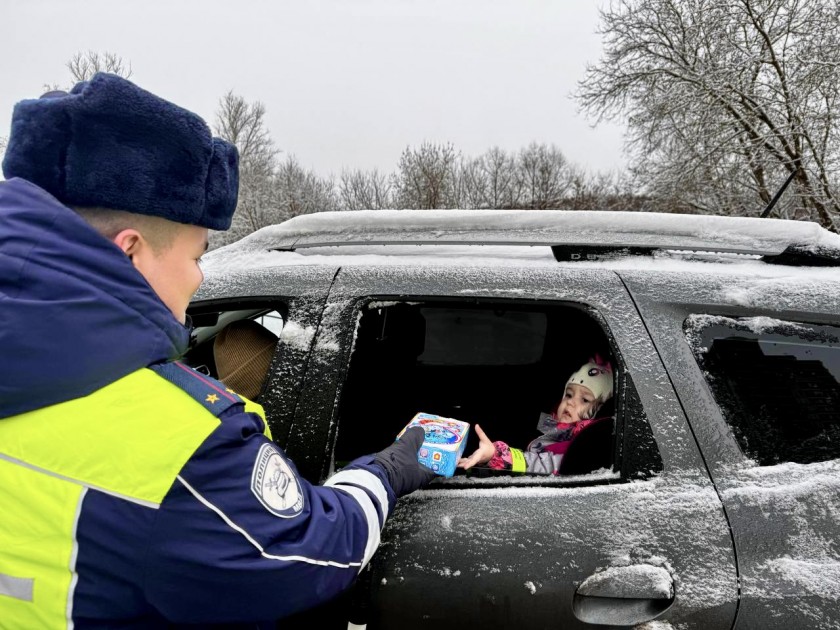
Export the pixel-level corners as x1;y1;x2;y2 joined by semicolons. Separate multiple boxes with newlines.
686;315;840;466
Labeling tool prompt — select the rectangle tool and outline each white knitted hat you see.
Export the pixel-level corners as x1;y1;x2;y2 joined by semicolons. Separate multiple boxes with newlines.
566;359;614;403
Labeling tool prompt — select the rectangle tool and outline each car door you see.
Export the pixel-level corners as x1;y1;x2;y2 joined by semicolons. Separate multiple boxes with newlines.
291;263;738;629
622;269;840;630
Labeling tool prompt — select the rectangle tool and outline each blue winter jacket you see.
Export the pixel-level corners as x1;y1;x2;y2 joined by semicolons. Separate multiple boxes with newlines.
0;178;394;628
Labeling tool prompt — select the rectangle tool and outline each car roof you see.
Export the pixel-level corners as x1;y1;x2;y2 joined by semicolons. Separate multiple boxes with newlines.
198;210;840;314
262;209;840;260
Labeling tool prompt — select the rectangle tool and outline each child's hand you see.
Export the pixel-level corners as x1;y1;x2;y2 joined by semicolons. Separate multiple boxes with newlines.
457;424;496;470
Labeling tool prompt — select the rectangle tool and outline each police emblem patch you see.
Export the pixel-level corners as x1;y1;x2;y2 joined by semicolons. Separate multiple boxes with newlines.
251;443;304;518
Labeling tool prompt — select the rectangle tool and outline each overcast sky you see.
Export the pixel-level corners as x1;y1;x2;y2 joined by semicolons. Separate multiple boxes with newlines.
2;0;626;176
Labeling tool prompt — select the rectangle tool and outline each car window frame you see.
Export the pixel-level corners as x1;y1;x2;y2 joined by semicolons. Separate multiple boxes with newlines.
301;263;701;484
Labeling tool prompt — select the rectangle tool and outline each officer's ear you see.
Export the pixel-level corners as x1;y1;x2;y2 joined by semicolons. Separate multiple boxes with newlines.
112;228;145;264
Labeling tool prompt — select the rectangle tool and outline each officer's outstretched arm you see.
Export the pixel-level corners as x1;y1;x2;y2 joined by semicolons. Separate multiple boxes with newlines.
144;409;429;624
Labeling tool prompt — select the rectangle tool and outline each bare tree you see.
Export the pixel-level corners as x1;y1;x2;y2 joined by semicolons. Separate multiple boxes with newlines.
274;155;338;220
454;148;525;209
214;92;277;173
564;167;646;211
339;168;393;210
577;0;840;231
516;143;571;209
42;51;133;93
211;92;281;247
482;147;522;209
455;156;489;209
343;142;633;212
393;142;459;209
67;51;132;82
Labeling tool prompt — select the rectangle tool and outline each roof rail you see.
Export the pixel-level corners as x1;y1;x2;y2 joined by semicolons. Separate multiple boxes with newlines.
267;210;840;265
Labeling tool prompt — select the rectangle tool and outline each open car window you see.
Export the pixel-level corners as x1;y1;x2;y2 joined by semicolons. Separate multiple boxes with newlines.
333;300;627;482
184;305;286;380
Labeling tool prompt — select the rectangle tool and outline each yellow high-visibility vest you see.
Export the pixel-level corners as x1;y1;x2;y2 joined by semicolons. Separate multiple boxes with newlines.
0;365;266;628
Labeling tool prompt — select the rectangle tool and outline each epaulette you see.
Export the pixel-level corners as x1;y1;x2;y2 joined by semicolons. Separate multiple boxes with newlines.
149;361;245;418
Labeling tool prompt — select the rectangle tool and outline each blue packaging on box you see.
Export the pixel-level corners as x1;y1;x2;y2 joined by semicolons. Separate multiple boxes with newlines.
398;412;470;477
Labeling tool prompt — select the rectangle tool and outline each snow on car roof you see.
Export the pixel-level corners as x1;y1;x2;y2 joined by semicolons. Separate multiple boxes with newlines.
261;209;840;256
204;210;840;276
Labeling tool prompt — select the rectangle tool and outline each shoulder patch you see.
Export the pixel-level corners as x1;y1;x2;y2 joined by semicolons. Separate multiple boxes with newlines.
149;361;243;417
251;443;305;518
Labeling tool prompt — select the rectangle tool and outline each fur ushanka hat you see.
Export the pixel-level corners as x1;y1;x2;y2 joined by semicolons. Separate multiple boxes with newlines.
2;73;239;230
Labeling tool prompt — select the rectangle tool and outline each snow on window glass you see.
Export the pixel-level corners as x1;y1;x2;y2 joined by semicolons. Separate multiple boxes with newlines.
685;315;840;466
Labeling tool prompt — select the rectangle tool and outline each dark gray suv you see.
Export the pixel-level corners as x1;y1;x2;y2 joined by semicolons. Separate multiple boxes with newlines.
187;210;840;630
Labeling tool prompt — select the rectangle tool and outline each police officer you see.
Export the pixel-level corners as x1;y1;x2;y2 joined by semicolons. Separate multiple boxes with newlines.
0;73;434;628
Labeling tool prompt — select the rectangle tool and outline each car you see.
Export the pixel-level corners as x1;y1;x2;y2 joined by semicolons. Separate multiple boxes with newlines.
186;209;840;629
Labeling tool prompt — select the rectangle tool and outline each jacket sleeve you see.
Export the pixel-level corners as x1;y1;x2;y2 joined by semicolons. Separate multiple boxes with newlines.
143;404;395;624
522;450;563;475
488;440;561;475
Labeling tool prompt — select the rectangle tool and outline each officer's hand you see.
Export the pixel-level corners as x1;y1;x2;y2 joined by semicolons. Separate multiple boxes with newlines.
373;426;437;498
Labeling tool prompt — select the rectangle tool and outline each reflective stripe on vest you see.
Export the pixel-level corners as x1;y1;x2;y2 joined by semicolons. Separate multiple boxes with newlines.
0;367;224;629
509;448;527;473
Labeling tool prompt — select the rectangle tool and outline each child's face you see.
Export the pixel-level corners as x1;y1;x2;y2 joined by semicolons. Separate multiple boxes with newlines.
555;383;598;424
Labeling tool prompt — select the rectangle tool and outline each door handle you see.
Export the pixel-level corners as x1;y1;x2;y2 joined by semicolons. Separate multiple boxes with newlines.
572;564;675;626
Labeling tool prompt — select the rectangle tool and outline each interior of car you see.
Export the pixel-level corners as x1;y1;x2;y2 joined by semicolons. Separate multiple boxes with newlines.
333;300;617;477
184;305;286;379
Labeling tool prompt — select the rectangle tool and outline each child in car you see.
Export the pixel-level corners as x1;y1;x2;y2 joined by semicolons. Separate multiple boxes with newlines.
457;356;614;475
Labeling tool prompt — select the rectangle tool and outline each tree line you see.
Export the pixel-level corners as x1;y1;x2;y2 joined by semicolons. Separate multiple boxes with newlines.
213;89;640;248
3;0;838;245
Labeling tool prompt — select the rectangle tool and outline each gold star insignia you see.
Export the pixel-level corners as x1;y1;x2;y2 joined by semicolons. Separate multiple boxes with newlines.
206;394;220;404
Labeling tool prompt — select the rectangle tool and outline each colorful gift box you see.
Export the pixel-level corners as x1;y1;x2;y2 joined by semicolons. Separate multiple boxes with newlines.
398;412;471;478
